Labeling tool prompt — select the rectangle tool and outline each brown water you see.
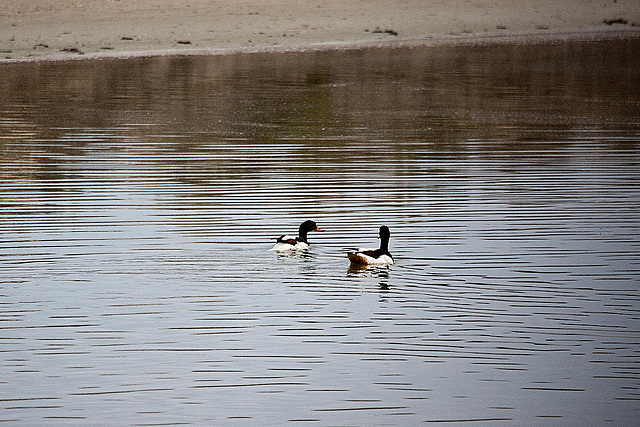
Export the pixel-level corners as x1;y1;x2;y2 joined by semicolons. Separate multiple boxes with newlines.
1;38;639;425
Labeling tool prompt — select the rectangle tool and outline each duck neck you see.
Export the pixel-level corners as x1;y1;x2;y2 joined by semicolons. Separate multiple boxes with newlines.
379;235;389;253
298;228;309;243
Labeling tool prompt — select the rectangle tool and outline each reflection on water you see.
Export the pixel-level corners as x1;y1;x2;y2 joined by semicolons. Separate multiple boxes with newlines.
1;38;640;425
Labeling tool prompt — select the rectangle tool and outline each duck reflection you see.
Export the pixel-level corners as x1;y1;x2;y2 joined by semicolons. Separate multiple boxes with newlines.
347;264;391;300
347;263;390;279
275;249;316;260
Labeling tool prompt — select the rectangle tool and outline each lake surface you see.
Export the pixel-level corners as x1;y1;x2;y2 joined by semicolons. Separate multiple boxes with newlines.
1;38;639;425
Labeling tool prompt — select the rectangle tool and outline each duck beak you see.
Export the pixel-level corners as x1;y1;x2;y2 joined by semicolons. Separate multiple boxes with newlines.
315;227;324;232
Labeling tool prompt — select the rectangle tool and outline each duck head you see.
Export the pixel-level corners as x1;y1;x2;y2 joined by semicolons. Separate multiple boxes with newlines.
298;220;324;242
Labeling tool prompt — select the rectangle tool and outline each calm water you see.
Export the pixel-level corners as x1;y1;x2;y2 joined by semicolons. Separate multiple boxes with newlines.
1;38;640;425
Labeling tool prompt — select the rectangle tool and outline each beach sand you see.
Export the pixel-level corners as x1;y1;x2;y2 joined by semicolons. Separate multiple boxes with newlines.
1;0;640;61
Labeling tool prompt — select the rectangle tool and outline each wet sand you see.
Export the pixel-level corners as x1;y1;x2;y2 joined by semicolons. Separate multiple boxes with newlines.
1;0;640;61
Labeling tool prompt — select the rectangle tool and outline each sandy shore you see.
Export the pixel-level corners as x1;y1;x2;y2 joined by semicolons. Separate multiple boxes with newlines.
1;0;640;62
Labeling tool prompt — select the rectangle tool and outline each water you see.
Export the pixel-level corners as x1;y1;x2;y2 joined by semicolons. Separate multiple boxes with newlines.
1;38;639;425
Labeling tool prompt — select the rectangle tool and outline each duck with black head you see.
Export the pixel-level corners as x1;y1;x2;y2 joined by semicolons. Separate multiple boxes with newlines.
347;225;394;266
271;220;324;252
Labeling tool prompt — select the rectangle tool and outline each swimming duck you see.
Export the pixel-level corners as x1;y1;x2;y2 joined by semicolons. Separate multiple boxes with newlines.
347;225;394;266
271;220;324;252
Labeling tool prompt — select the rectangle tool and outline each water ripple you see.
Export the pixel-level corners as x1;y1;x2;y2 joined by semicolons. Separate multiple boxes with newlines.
1;38;640;425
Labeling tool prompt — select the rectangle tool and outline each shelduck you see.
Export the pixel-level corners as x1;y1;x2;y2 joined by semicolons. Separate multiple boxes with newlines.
271;220;324;252
347;225;394;266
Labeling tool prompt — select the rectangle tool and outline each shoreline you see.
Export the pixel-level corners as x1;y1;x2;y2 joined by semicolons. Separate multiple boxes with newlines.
1;0;640;63
2;28;640;64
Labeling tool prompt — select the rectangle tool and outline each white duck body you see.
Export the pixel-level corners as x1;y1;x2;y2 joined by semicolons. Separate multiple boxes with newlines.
347;225;394;266
270;220;323;252
347;249;394;266
271;235;310;252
